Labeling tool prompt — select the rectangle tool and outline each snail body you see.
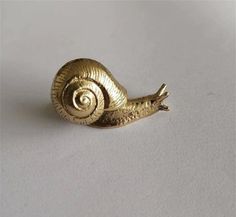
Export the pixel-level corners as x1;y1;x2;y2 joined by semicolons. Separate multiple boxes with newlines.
51;59;169;128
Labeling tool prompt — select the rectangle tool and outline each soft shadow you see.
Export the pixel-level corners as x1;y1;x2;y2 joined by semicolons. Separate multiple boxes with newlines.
38;103;67;124
19;99;73;129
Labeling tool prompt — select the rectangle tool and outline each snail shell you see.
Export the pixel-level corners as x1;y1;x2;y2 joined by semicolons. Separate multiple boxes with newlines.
51;59;128;125
51;58;169;127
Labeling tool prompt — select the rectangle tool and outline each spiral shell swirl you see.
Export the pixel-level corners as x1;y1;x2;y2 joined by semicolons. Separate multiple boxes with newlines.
51;59;128;125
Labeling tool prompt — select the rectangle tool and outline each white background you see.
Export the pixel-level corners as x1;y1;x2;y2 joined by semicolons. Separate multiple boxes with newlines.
1;1;235;217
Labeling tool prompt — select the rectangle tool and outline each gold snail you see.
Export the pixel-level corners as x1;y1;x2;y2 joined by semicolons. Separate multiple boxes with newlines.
51;58;169;128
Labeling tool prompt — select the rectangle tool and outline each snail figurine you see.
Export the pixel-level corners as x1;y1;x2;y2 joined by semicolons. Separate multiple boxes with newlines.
51;59;169;128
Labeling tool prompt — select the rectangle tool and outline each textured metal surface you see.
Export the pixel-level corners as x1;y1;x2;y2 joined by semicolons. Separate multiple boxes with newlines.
51;59;169;128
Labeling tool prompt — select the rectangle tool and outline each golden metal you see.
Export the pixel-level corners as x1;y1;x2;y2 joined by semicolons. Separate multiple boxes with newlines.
51;59;169;128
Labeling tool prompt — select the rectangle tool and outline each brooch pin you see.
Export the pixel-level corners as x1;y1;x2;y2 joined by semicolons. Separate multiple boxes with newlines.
51;59;169;128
